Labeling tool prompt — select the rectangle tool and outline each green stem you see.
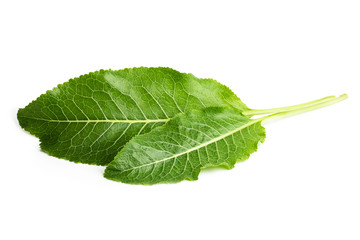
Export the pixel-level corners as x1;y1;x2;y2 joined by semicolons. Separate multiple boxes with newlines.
243;95;337;116
258;94;348;123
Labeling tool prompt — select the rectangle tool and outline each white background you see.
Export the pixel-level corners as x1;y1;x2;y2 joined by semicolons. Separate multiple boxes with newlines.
1;1;359;239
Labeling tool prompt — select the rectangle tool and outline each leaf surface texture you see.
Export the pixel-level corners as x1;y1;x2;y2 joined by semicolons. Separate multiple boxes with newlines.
18;67;247;165
104;108;266;184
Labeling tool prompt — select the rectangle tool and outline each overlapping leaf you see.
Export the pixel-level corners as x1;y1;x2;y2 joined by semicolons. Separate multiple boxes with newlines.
104;107;266;184
18;67;248;165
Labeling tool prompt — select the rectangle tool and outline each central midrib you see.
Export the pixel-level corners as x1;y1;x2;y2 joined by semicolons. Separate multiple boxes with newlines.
22;116;170;123
120;118;263;172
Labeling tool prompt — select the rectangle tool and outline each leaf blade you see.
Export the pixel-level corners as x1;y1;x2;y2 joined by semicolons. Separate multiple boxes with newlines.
18;67;247;165
104;107;266;184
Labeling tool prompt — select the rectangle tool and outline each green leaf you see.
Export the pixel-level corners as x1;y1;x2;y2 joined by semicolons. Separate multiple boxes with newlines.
104;107;266;184
18;67;247;165
104;94;348;185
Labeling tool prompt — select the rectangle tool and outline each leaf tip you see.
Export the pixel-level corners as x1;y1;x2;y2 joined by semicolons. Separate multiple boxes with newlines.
17;108;28;129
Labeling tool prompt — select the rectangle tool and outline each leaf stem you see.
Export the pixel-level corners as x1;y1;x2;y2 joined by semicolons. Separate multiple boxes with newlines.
258;94;348;123
243;95;337;116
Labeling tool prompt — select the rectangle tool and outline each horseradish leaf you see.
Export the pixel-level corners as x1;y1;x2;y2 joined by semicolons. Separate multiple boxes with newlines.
104;107;266;184
104;94;348;184
18;67;247;165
